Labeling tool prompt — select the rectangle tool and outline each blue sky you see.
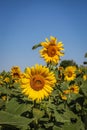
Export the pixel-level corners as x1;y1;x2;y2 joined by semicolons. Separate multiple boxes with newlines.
0;0;87;71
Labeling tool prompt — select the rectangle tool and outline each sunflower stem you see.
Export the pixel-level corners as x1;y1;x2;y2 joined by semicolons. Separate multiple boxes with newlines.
33;100;37;108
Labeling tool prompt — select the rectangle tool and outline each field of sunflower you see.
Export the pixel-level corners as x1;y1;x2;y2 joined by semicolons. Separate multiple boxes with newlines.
0;36;87;130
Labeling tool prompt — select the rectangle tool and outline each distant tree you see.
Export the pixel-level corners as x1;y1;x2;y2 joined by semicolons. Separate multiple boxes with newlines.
59;59;78;68
83;52;87;65
85;52;87;58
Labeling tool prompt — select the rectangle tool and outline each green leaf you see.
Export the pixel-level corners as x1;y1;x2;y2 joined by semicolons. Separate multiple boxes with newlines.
53;125;62;130
62;108;77;120
32;43;41;50
44;122;54;129
33;108;44;119
54;107;78;123
62;118;85;130
54;110;70;123
0;99;5;109
40;118;49;122
76;103;82;111
38;128;46;130
0;111;33;129
6;98;31;115
82;114;87;129
0;86;7;94
80;80;87;96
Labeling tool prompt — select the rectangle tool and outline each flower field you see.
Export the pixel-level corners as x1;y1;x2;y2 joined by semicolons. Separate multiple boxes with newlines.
0;36;87;130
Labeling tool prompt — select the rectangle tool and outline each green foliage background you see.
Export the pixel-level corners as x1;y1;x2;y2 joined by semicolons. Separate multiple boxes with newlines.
0;45;87;130
0;64;87;130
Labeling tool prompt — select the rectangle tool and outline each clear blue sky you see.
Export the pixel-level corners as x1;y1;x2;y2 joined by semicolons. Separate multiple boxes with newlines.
0;0;87;71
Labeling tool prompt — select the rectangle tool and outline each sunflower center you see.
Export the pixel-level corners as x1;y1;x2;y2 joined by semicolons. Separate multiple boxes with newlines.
68;71;72;77
13;73;20;78
70;87;75;92
30;75;45;91
47;45;57;57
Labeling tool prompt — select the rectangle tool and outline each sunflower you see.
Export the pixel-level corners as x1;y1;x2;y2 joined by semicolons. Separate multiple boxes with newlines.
63;90;70;94
10;66;22;82
39;36;64;64
83;74;87;81
61;90;70;101
0;75;3;85
20;64;56;102
69;84;79;94
64;66;76;81
60;94;67;100
4;77;10;83
2;95;7;101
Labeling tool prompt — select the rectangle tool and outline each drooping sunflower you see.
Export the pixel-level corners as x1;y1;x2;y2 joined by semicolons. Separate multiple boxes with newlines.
10;66;22;82
64;66;76;81
39;36;64;64
20;64;56;102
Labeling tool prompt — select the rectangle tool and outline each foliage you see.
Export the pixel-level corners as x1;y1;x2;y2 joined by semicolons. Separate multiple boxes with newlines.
59;60;78;68
0;36;87;130
84;52;87;58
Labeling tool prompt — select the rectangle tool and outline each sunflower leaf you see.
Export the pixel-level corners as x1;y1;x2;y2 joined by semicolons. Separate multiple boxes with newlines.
32;43;41;50
0;110;33;129
33;108;44;119
6;98;32;115
80;80;87;96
